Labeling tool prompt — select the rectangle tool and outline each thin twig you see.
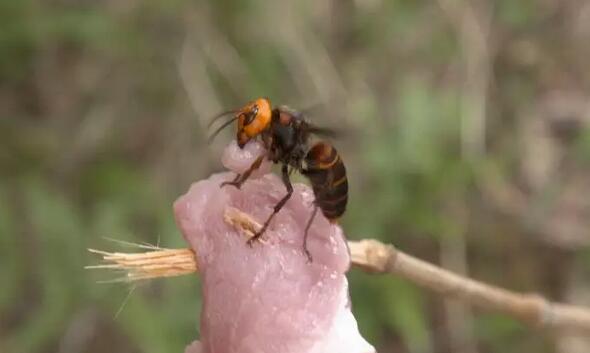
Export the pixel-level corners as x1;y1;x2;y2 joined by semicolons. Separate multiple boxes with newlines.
87;207;590;334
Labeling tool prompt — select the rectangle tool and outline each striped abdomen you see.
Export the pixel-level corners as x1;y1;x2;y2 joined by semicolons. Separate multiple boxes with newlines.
303;142;348;221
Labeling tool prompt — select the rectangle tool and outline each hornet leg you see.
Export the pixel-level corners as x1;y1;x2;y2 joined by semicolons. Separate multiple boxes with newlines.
221;155;264;189
248;164;293;245
302;205;319;263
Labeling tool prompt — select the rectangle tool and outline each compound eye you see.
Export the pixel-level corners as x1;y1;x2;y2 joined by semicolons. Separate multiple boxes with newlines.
243;105;259;125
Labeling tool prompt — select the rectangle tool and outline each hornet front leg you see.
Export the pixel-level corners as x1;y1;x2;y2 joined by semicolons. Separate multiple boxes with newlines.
221;155;264;189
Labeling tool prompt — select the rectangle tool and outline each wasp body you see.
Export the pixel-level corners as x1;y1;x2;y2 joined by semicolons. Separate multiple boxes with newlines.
303;142;348;220
208;98;348;261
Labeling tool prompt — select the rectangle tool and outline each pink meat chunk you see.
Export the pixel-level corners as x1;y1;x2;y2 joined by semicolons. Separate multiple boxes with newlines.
175;140;374;353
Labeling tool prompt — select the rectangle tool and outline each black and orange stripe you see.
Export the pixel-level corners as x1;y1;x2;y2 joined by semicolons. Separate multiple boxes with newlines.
304;142;348;221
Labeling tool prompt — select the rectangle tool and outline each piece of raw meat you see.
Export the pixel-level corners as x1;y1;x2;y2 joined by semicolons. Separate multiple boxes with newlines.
175;140;374;353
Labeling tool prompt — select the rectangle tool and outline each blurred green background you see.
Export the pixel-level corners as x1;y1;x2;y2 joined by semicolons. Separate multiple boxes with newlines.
2;1;590;352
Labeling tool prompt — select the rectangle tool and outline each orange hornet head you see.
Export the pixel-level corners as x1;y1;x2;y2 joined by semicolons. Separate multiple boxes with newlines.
236;98;272;148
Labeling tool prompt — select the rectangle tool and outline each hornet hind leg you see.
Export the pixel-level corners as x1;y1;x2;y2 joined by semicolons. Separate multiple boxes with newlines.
302;205;319;263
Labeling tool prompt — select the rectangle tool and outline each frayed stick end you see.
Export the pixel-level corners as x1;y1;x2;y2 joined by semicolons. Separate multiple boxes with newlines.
86;247;198;282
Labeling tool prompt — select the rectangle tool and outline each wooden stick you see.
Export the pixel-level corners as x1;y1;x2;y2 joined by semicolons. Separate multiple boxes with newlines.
349;239;590;334
87;207;590;334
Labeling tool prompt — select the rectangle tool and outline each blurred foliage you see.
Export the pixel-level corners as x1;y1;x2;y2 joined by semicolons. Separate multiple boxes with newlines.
2;1;590;353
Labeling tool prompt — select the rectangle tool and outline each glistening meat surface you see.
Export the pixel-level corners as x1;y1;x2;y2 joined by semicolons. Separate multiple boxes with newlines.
174;141;374;353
